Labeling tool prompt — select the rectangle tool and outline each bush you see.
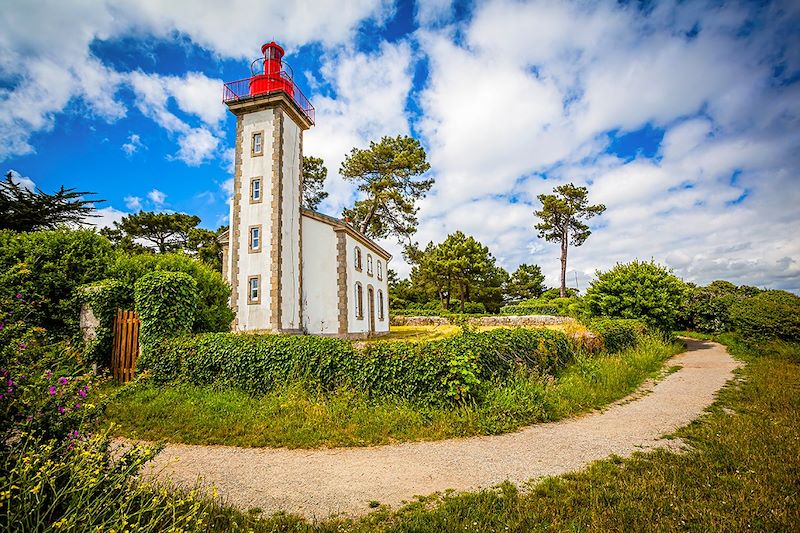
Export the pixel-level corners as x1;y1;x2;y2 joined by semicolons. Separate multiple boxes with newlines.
76;279;128;366
139;328;575;405
729;290;800;342
588;318;647;353
501;297;583;317
0;229;113;342
679;280;761;334
134;272;198;360
585;260;687;332
109;252;233;333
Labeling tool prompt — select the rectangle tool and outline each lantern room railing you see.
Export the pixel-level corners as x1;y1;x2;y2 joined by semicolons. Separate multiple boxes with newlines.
223;72;315;125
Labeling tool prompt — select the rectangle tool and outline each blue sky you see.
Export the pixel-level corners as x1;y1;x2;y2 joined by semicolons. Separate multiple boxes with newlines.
2;0;799;291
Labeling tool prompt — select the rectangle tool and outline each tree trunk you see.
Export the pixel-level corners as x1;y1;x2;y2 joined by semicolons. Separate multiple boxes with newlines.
359;198;380;234
459;282;466;313
560;226;568;298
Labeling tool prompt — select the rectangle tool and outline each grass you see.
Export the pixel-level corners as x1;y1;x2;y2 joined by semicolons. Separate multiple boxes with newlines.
105;336;679;448
161;334;799;532
363;322;588;344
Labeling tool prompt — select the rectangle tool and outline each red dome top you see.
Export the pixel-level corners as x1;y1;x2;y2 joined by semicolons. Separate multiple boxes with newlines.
261;41;284;59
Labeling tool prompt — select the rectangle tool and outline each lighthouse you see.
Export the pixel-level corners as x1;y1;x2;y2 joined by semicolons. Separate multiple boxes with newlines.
221;42;313;332
219;42;391;337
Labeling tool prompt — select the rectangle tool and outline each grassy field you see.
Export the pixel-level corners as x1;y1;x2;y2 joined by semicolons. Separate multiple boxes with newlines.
153;334;800;531
104;335;679;448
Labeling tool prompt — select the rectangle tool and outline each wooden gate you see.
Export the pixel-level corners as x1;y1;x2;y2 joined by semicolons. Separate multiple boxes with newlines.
112;309;140;383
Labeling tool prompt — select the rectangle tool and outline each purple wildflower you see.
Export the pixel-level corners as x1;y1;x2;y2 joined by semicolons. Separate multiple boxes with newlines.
15;293;22;299
26;415;33;422
0;323;4;330
78;387;87;398
19;343;27;350
57;405;65;415
48;385;57;396
58;377;69;386
45;370;53;379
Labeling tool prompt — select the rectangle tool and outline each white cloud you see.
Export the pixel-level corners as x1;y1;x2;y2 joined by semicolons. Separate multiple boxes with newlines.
90;206;127;230
124;195;143;210
147;188;166;206
6;169;36;191
406;0;800;293
304;40;415;214
172;127;220;166
121;133;144;156
0;0;391;162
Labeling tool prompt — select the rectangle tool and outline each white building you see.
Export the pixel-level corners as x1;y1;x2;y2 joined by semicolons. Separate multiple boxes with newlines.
218;42;390;338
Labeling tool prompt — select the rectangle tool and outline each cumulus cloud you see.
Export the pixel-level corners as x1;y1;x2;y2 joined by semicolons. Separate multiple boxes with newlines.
406;0;800;293
5;170;36;191
124;195;143;210
121;133;144;156
304;40;415;213
147;188;166;206
0;0;391;162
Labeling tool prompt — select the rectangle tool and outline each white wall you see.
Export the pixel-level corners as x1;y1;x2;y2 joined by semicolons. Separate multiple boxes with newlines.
345;235;390;335
281;114;302;330
235;109;274;330
301;216;339;334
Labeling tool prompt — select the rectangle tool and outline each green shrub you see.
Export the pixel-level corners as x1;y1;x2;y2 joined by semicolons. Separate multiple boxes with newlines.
588;318;647;353
109;252;233;333
134;272;198;361
0;229;113;341
140;328;575;405
501;304;562;316
729;290;800;342
585;260;687;332
679;280;761;333
76;279;128;366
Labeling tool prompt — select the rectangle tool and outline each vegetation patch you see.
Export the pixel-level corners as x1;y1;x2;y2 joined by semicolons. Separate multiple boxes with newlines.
106;336;678;448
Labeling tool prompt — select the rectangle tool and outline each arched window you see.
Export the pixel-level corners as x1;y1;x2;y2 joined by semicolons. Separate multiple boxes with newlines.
378;290;384;320
377;260;383;280
354;246;362;271
354;283;364;319
366;254;373;276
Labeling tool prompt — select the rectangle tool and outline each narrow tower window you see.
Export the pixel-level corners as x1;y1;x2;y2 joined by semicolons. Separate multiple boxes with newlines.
367;254;373;276
251;131;264;156
247;276;261;304
377;260;383;280
249;225;261;252
378;290;385;320
250;177;262;202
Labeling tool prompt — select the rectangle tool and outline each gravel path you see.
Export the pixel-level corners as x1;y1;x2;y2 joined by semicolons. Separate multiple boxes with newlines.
145;338;740;519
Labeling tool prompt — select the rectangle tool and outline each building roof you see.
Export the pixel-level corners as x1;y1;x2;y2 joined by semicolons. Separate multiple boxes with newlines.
300;208;392;261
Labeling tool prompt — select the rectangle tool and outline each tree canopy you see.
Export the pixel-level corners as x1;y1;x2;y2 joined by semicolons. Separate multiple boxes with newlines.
340;135;432;245
410;231;506;312
301;156;329;210
109;211;201;254
0;172;101;231
505;263;546;302
534;183;605;297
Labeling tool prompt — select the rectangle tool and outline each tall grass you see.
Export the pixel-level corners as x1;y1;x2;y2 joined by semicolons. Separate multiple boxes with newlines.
105;336;681;448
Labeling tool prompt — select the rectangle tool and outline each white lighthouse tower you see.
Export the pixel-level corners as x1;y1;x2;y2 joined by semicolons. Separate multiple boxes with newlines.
220;42;392;337
222;42;314;332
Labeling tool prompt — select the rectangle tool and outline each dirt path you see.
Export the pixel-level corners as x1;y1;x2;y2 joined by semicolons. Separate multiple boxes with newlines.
145;339;740;519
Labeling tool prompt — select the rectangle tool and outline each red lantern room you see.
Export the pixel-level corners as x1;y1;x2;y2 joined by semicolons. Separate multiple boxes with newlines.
223;41;315;125
249;42;294;97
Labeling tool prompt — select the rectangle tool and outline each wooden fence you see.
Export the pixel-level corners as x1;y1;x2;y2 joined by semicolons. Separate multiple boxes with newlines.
111;309;140;383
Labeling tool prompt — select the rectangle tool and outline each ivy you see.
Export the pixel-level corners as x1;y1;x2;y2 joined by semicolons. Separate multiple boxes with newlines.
134;272;198;363
139;328;577;406
76;279;129;366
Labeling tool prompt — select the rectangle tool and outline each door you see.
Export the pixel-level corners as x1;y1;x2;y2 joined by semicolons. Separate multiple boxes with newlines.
367;287;375;335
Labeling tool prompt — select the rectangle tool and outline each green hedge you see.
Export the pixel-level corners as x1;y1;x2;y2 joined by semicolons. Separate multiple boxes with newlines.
729;291;800;342
500;304;563;316
139;328;575;405
134;272;198;361
587;318;648;353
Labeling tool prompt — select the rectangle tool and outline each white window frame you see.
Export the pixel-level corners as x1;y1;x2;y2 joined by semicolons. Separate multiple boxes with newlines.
247;276;260;304
366;254;373;276
354;246;362;271
250;177;262;203
249;225;261;252
355;282;363;319
377;260;383;280
251;131;264;157
378;290;384;320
